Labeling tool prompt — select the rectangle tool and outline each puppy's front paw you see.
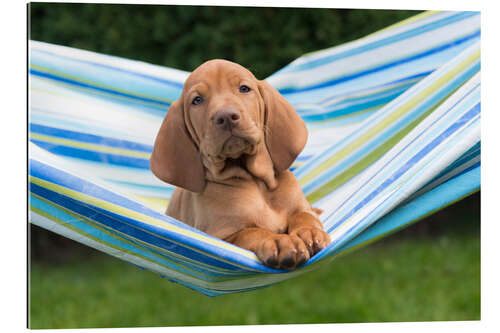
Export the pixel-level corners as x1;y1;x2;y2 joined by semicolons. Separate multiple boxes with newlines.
256;234;310;270
291;226;330;256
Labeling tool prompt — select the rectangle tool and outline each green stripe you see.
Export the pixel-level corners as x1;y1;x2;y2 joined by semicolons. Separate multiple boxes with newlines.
300;49;480;187
306;78;463;203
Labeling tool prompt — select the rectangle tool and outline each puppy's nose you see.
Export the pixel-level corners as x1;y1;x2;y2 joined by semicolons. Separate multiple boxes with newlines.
213;108;241;130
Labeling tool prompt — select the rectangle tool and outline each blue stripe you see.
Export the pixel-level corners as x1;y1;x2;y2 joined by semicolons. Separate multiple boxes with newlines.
311;164;480;264
66;88;171;115
29;107;155;141
30;194;225;280
326;155;480;256
296;60;480;184
30;68;172;107
30;123;154;153
314;85;480;219
106;179;174;194
317;71;430;105
325;102;480;234
279;30;480;95
300;88;406;122
32;47;185;89
30;158;180;228
282;11;478;73
298;80;412;114
444;161;480;184
421;142;480;188
301;68;480;194
31;181;276;275
30;139;150;169
118;234;249;279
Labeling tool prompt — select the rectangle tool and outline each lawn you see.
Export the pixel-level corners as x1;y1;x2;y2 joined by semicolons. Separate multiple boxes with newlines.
29;205;480;328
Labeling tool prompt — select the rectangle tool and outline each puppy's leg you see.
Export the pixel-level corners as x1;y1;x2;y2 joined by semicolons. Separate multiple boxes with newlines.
225;228;309;270
288;211;330;257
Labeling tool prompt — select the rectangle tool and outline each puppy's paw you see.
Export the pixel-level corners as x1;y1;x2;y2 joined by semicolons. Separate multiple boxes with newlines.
256;234;310;270
291;226;330;257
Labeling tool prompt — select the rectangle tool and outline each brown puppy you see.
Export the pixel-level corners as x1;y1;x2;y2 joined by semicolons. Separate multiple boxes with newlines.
150;59;330;269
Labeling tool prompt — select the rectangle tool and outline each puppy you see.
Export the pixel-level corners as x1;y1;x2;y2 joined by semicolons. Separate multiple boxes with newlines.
150;59;330;269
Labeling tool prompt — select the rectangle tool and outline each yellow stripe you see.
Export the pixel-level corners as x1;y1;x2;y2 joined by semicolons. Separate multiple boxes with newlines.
364;11;440;39
130;195;169;212
299;49;480;186
29;175;257;259
30;133;151;159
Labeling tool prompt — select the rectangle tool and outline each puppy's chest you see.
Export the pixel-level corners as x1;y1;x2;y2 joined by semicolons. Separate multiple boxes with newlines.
200;179;301;235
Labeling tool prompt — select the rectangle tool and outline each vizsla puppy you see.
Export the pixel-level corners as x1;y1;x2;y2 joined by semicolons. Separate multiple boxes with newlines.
150;59;330;269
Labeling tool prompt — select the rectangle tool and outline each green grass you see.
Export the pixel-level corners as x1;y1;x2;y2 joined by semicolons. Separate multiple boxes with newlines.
29;225;480;328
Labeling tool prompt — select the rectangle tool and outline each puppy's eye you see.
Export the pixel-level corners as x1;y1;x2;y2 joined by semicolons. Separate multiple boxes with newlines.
192;96;203;105
239;85;251;93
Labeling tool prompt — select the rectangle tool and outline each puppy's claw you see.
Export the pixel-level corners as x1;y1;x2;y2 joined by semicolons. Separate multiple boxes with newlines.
265;256;279;268
257;234;310;270
294;227;330;256
280;254;296;269
257;238;279;268
296;250;308;267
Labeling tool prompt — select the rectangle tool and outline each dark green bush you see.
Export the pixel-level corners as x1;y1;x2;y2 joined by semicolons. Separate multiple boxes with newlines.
29;3;420;78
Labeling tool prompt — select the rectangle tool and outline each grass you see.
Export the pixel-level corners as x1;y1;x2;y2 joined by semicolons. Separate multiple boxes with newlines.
29;214;480;328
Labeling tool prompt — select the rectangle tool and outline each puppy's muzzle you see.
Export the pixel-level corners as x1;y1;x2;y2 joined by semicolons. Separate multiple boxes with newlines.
213;108;241;131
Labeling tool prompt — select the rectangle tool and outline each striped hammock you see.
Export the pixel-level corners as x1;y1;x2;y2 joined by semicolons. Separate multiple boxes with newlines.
29;11;481;296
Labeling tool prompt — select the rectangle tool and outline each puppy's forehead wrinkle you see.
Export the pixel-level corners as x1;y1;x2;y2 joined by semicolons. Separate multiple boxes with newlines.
184;81;208;97
186;59;256;89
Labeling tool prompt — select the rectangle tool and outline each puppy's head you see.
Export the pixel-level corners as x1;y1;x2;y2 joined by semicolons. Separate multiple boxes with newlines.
150;59;307;192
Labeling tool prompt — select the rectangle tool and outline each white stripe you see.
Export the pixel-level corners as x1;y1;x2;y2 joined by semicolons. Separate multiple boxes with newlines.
404;154;480;203
267;14;479;90
30;40;190;84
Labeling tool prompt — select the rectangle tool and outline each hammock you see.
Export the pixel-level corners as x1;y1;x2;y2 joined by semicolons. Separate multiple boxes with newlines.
29;11;480;296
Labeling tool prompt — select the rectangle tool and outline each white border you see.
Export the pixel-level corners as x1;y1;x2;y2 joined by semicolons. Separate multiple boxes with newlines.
4;1;499;332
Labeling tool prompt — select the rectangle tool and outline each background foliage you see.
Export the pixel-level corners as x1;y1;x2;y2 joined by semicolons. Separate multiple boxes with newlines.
29;3;480;328
30;3;421;78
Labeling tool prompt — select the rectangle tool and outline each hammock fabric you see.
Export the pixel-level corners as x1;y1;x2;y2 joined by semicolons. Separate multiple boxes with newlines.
29;11;480;296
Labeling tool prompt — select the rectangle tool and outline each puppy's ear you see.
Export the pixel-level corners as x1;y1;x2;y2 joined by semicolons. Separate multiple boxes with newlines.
258;80;308;171
150;100;206;193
